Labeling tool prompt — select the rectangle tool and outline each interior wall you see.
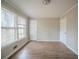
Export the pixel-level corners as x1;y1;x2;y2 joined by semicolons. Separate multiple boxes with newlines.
60;4;78;54
37;18;60;41
1;1;30;59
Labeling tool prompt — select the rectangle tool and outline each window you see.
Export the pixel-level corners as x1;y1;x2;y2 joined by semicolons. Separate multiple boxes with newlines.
17;17;27;39
1;7;27;47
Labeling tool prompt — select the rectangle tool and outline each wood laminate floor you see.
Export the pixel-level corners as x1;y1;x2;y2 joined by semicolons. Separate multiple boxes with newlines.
9;41;78;59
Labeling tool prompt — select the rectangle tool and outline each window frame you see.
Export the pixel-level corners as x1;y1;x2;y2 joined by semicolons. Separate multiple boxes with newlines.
1;7;27;47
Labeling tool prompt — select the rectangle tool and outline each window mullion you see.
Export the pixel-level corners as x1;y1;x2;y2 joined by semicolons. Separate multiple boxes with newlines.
16;16;19;40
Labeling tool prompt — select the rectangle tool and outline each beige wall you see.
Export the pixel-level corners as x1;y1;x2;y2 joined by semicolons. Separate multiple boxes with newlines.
37;18;60;41
60;4;78;54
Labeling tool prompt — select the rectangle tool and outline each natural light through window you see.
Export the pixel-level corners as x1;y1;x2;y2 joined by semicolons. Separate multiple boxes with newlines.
1;7;27;48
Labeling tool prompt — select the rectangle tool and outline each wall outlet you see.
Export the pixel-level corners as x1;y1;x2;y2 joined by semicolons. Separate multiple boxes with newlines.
13;45;17;50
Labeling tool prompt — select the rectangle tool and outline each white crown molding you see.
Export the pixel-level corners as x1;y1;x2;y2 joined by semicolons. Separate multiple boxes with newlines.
2;0;29;18
60;3;78;18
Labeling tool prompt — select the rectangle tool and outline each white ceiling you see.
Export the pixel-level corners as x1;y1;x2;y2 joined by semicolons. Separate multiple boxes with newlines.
5;0;77;18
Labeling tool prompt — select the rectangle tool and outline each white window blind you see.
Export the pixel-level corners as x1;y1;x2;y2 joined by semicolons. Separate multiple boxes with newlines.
1;7;27;47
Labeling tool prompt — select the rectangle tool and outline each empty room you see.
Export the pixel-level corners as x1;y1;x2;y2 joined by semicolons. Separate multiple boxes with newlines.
1;0;78;59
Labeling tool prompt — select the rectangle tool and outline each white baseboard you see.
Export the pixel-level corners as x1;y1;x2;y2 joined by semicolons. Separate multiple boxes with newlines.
36;40;78;55
60;41;78;55
32;40;60;42
4;40;29;59
65;44;78;55
4;40;77;59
